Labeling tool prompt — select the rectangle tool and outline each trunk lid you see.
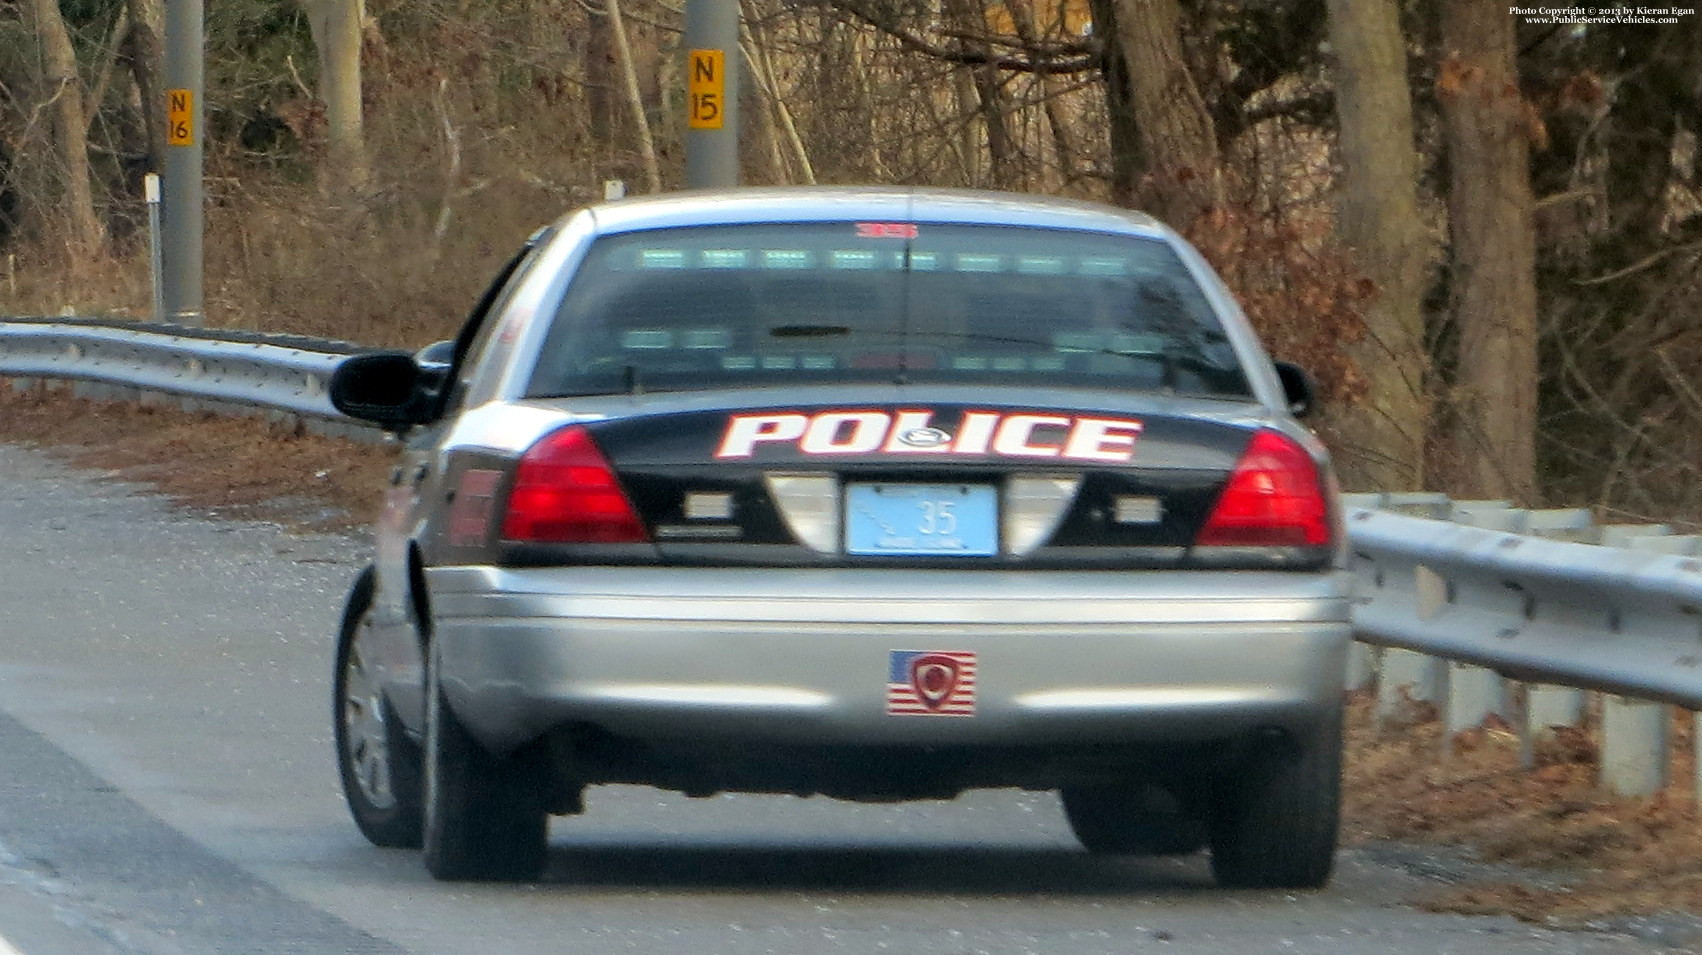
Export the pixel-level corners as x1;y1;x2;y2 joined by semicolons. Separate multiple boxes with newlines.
556;395;1272;568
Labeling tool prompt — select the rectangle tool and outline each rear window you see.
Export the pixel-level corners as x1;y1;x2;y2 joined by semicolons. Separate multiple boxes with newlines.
525;222;1251;398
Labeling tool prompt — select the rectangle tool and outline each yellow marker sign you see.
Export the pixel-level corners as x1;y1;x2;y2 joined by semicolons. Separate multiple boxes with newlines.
167;88;194;146
688;50;724;130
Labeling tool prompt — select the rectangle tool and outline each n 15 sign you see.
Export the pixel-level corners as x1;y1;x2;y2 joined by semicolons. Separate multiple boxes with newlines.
688;49;724;130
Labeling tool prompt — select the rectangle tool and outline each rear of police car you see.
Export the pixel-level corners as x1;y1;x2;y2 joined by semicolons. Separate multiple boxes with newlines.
420;189;1353;886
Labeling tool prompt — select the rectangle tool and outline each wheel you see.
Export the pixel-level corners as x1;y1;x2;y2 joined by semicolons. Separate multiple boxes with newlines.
333;567;423;848
1060;783;1207;856
421;646;548;882
1208;709;1343;889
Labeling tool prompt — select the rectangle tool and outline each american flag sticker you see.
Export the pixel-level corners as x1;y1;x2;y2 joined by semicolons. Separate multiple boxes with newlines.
887;650;977;717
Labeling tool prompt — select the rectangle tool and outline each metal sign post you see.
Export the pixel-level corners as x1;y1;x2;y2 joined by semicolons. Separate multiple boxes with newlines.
162;0;204;325
145;173;164;323
684;0;740;188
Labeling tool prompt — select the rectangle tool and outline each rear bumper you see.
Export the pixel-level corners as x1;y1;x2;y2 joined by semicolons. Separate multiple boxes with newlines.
426;566;1352;754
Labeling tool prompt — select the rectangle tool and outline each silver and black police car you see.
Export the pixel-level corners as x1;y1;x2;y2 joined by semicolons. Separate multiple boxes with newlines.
329;187;1352;887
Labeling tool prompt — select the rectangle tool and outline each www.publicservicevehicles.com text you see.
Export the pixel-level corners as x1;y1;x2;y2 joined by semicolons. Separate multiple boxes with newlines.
1509;6;1694;23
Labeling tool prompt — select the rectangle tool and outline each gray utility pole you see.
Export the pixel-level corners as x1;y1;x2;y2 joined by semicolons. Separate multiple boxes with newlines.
683;0;740;188
162;0;204;325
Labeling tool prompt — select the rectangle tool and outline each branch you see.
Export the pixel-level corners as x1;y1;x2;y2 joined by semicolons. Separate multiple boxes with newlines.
84;5;131;130
283;54;314;101
1241;89;1335;128
825;0;1100;75
431;77;461;251
1656;347;1702;417
1573;239;1702;286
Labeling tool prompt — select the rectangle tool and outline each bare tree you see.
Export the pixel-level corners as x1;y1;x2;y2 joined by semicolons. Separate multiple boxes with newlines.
1005;0;1078;188
1324;0;1430;490
1437;0;1540;502
604;0;662;193
741;0;815;184
122;0;165;175
941;0;1016;187
22;0;104;260
1087;0;1143;205
302;0;369;196
1108;0;1219;227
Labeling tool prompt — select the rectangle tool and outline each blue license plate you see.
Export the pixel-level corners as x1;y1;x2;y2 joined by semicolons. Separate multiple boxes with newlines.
845;484;998;557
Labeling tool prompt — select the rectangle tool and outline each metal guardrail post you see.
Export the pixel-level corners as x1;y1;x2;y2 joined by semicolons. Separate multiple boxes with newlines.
1438;504;1528;748
1341;492;1384;693
1377;649;1445;725
1372;554;1447;727
1518;515;1596;765
1444;662;1505;748
1600;696;1669;797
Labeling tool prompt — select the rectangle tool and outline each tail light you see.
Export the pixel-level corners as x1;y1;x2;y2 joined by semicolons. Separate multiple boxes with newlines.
500;426;648;543
1196;430;1332;548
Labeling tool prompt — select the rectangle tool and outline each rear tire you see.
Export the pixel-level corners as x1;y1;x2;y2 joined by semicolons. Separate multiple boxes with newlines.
1208;709;1342;889
1060;783;1207;856
333;567;423;849
421;649;548;882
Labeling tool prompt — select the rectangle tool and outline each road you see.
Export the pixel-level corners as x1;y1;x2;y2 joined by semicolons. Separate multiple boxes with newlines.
0;442;1688;955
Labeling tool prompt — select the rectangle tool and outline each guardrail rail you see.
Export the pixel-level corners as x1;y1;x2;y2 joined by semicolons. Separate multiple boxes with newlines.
0;318;377;441
5;318;1702;800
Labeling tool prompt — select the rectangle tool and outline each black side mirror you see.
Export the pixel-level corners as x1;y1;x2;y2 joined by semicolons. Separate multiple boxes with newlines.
1273;361;1318;419
329;351;436;431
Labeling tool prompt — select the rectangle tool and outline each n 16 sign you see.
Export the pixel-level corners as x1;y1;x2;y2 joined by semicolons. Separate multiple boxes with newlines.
688;49;724;130
167;88;194;146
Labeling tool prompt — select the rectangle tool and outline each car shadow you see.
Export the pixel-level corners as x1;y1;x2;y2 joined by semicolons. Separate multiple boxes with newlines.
540;842;1212;895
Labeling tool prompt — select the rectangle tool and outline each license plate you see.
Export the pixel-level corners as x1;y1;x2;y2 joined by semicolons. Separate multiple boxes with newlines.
845;484;997;556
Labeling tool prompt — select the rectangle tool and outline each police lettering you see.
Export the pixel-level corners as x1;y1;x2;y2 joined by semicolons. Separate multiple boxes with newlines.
715;410;1143;462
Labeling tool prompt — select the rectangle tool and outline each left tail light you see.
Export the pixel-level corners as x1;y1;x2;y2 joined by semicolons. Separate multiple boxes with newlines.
500;426;649;543
1195;429;1333;548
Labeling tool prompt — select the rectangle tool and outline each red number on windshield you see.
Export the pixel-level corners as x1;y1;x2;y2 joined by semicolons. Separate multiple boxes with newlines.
855;222;919;239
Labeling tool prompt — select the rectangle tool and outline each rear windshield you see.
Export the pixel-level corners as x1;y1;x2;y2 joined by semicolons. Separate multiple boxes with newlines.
525;222;1251;398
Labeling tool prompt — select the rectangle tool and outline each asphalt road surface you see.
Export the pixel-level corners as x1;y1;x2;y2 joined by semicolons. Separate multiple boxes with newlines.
0;442;1691;955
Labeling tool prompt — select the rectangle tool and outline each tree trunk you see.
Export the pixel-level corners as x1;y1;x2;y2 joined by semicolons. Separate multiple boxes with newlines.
1006;0;1076;188
1108;0;1218;228
124;0;166;175
971;61;1016;186
84;6;130;132
25;0;105;260
941;0;1015;188
740;0;815;184
1088;0;1143;206
604;0;662;193
1437;0;1539;502
584;2;616;152
1323;0;1430;491
303;0;370;197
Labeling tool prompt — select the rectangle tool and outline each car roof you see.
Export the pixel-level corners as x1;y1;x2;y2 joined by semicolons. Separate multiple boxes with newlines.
577;186;1171;240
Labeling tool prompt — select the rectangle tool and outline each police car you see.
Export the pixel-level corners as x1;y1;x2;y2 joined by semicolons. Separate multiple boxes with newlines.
328;187;1353;887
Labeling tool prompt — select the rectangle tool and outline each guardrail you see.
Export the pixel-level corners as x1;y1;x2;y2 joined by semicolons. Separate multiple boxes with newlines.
0;318;378;441
1344;492;1702;799
5;320;1702;800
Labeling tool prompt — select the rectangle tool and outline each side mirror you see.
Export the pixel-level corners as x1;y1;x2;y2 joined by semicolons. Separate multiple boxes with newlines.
1273;361;1317;419
329;351;436;431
